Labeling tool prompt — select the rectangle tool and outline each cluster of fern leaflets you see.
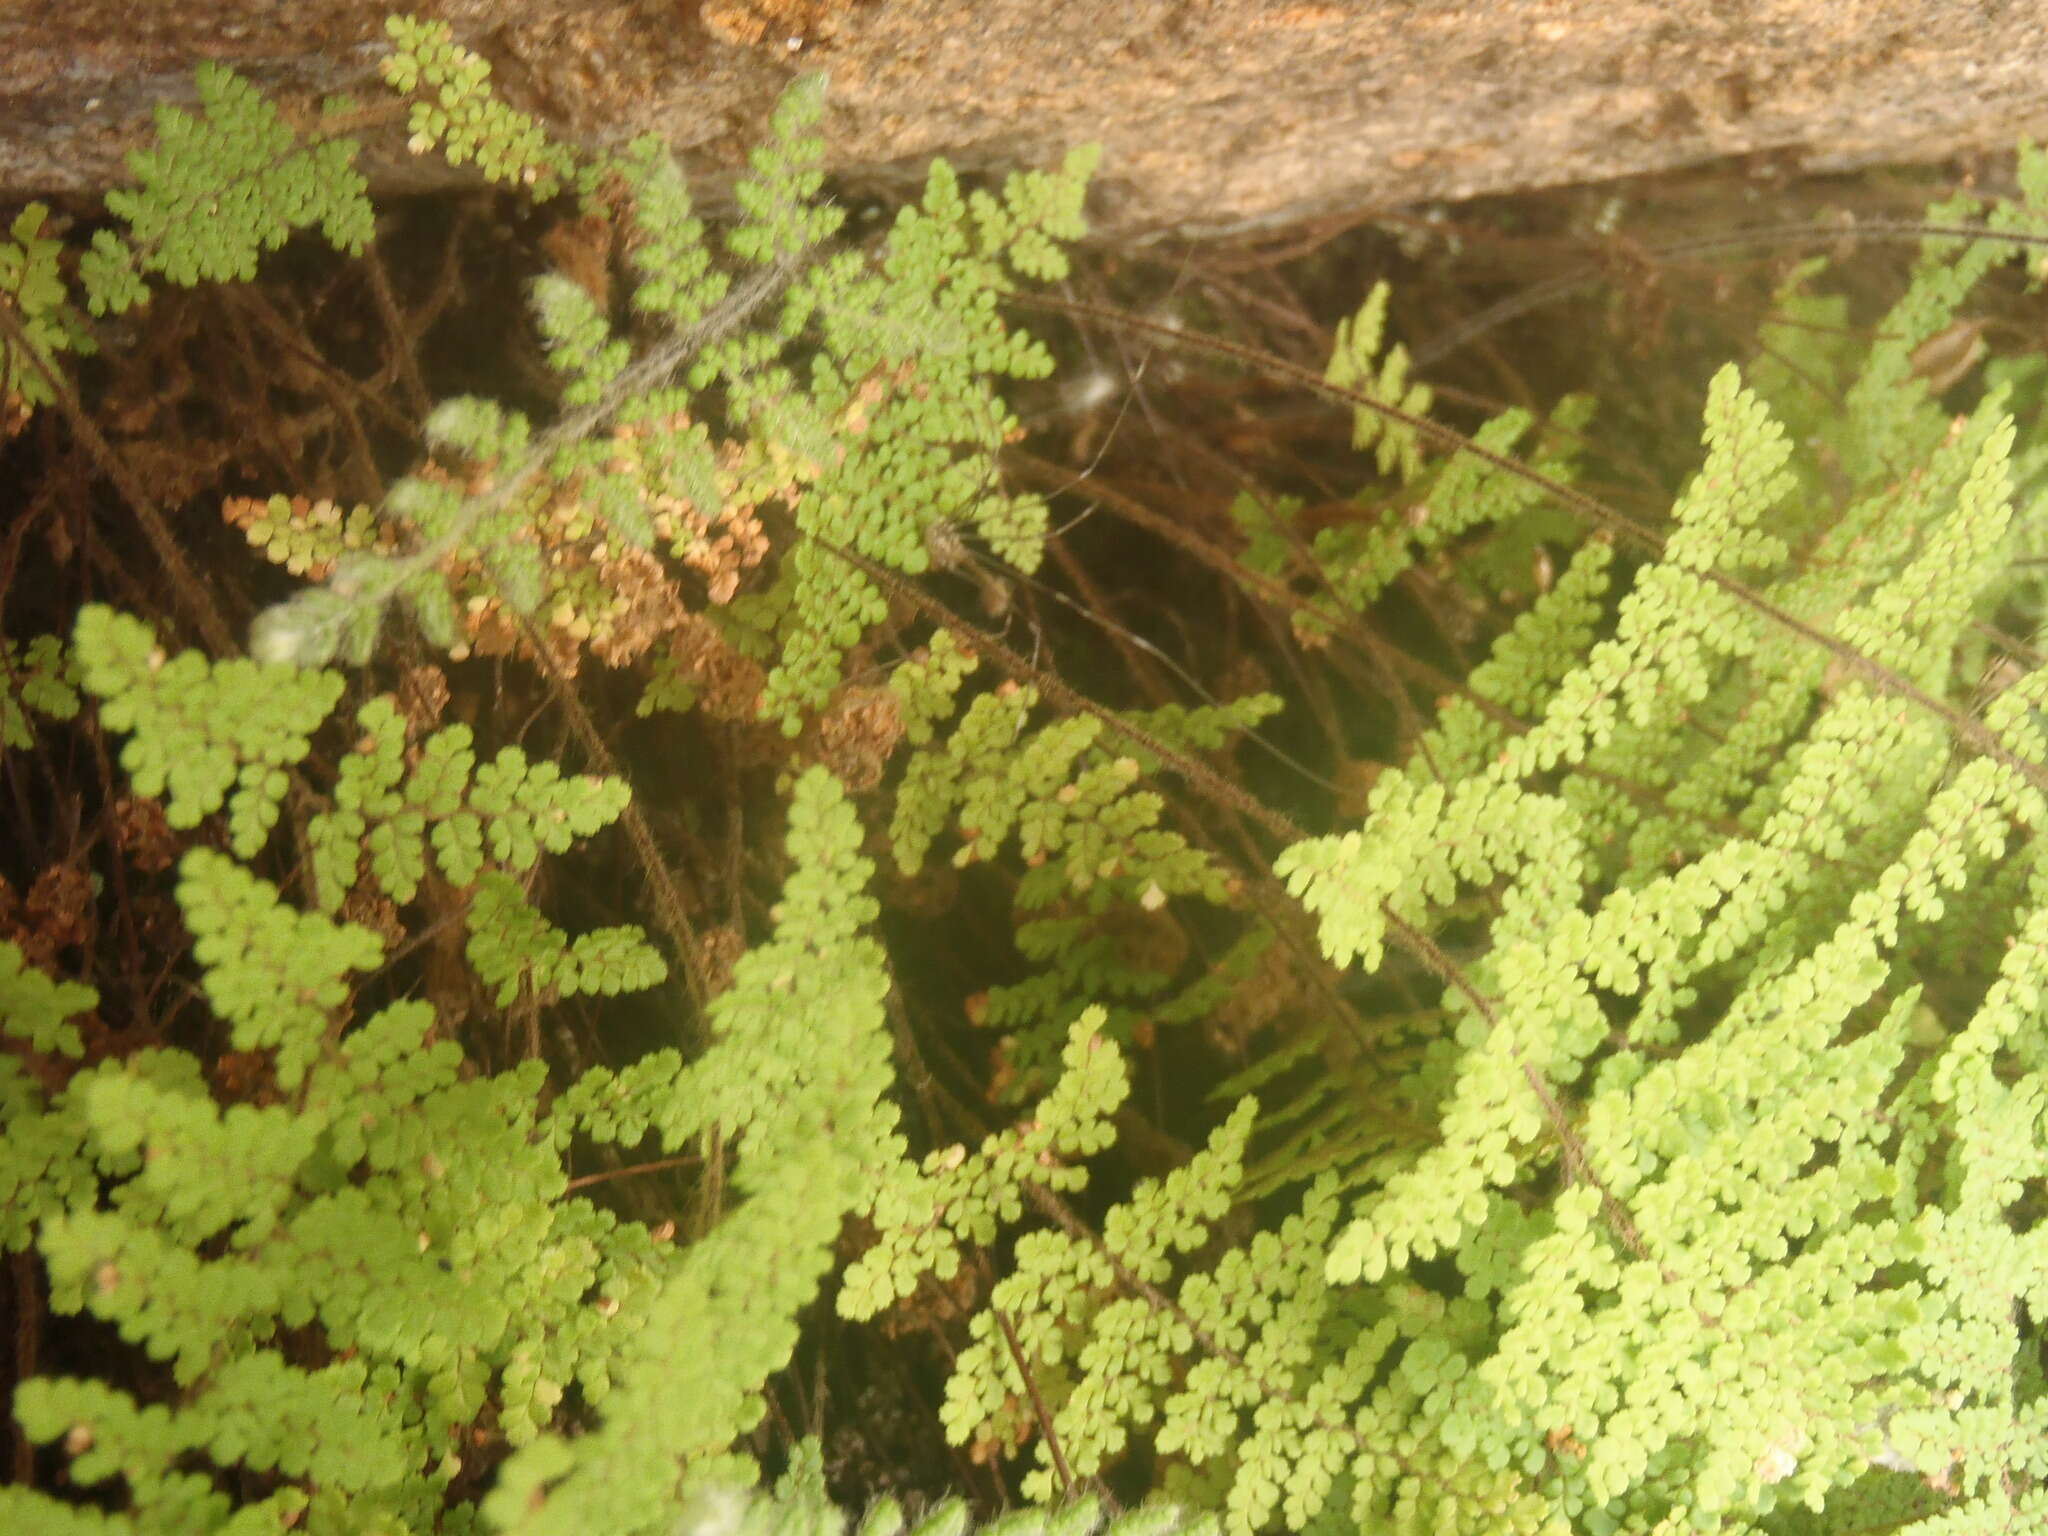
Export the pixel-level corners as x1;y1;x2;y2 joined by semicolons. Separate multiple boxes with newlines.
7;10;2048;1536
0;16;1090;735
1;610;906;1533
253;20;1094;744
857;189;2048;1533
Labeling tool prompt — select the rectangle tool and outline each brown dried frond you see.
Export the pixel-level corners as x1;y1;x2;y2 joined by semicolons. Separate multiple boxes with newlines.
814;683;905;791
340;886;405;949
589;542;688;666
620;411;774;599
657;489;772;607
453;588;518;666
398;664;452;735
696;922;746;998
664;612;767;722
210;1049;282;1107
540;211;615;310
113;795;180;875
1210;925;1311;1054
26;865;92;955
0;868;72;974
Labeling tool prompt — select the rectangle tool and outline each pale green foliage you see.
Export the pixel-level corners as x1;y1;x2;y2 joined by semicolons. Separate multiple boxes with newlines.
14;19;2048;1536
944;1098;1260;1504
1;631;80;748
888;677;1271;903
666;1440;1219;1536
0;203;96;406
1301;401;1582;622
7;623;899;1532
4;847;671;1528
466;872;666;1005
724;73;841;265
227;492;385;578
1121;693;1285;759
0;940;94;1065
77;61;373;316
1238;293;1590;642
487;769;903;1536
207;26;1093;744
530;271;631;407
180;849;386;1091
890;686;1211;895
74;605;344;856
1213;345;2048;1530
621;132;726;329
78;609;655;1015
1324;280;1434;481
304;692;659;1004
380;15;573;194
890;627;984;746
842;1012;1128;1320
738;135;1097;725
886;675;1265;1088
860;165;2048;1535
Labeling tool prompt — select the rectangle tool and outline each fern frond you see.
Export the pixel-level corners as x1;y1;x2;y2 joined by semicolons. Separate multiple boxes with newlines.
74;606;344;856
77;61;372;315
489;769;904;1535
380;15;573;193
842;1013;1127;1322
1;631;80;750
668;1443;1220;1536
0;203;95;409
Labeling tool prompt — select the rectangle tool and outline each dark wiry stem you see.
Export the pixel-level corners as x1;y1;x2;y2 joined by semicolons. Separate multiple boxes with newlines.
1010;283;2048;810
809;526;1656;1264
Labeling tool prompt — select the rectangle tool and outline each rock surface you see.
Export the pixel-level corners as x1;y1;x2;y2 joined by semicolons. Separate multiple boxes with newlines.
4;1;2044;238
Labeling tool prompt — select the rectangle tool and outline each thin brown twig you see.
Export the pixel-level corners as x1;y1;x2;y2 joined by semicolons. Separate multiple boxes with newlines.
1010;287;2048;809
564;1152;701;1192
809;526;1656;1264
0;301;237;658
1410;215;2048;367
508;609;712;1020
990;1303;1077;1501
